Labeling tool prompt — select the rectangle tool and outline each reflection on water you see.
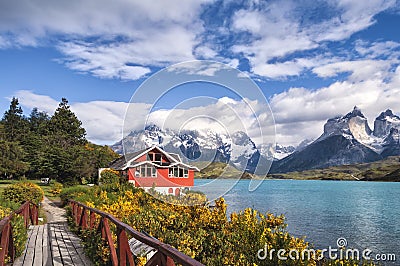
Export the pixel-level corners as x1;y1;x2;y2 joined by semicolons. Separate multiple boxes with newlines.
195;179;400;256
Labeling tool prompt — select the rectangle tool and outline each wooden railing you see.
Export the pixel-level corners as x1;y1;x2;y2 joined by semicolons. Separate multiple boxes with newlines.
69;200;204;266
0;201;39;264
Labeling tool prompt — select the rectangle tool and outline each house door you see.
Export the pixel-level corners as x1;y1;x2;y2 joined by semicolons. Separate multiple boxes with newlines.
175;188;180;196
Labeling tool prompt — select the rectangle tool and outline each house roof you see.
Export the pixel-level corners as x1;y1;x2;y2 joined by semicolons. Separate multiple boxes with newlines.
168;153;182;162
108;148;147;170
109;146;199;171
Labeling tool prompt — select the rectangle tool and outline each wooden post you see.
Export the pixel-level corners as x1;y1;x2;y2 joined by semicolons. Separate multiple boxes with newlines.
0;220;10;264
80;207;88;229
102;218;118;266
90;211;96;229
117;228;134;266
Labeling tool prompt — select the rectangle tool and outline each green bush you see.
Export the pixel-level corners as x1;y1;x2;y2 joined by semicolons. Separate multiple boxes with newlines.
2;182;44;205
11;215;28;257
50;181;63;196
99;169;120;185
0;202;28;263
60;185;92;205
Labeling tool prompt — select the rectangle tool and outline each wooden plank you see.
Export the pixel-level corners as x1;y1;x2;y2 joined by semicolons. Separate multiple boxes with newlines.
50;223;63;266
62;231;85;265
42;224;52;266
27;226;38;248
23;226;39;266
61;223;93;266
12;226;34;266
32;225;43;266
53;223;74;266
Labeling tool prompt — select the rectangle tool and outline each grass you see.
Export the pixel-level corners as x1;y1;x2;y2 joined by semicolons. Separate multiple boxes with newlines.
36;181;61;202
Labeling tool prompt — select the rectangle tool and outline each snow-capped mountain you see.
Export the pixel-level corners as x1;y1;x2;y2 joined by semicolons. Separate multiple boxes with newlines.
258;143;296;160
270;107;400;173
111;108;400;174
111;124;298;173
111;125;266;173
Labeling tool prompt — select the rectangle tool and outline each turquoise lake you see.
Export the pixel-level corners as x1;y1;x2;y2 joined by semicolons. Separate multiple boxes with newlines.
194;179;400;259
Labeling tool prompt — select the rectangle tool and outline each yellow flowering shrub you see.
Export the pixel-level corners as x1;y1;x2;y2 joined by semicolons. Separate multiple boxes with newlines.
67;184;373;266
2;182;44;205
0;206;12;219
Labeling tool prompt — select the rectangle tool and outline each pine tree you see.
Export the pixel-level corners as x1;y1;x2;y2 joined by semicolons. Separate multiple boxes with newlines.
24;108;51;179
1;97;26;141
0;124;29;178
50;98;86;146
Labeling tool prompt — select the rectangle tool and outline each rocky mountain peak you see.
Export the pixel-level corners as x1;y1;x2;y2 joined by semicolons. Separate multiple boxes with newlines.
376;109;396;120
373;109;400;137
322;107;370;140
144;124;161;132
344;106;365;119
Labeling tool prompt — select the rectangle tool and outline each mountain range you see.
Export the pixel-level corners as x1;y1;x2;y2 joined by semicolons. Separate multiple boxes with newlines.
110;107;400;174
270;107;400;173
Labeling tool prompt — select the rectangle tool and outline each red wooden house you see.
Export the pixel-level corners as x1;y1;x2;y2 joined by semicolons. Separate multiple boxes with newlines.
104;146;198;196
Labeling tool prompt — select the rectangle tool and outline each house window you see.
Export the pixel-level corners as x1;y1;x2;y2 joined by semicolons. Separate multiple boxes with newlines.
148;153;162;163
136;165;157;177
135;168;140;177
168;167;188;178
155;153;162;163
168;188;173;194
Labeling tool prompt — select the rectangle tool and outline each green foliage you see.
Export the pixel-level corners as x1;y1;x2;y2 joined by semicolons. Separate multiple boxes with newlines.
50;181;63;196
99;169;120;185
50;98;86;145
0;194;29;263
67;187;316;265
59;185;92;205
2;182;44;205
0;135;29;179
11;215;28;258
81;229;110;266
0;97;119;184
1;97;26;141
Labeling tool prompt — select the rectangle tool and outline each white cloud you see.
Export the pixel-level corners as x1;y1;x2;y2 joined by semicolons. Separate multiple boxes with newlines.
0;0;398;80
355;40;400;59
253;62;303;79
230;0;397;79
14;90;148;144
14;90;58;114
0;0;211;80
268;58;400;145
312;59;394;82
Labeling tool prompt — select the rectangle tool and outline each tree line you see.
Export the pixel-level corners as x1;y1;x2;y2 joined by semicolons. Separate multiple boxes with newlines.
0;97;118;184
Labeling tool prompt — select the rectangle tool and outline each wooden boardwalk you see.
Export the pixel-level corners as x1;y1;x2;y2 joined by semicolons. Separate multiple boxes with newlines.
13;197;92;266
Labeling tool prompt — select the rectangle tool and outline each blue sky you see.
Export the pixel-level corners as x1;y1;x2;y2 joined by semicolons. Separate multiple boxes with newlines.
0;0;399;146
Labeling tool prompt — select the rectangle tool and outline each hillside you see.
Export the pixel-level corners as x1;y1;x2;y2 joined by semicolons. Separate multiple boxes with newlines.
193;162;256;179
268;156;400;181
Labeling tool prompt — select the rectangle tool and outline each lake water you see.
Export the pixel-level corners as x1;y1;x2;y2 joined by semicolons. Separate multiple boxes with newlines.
194;179;400;259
